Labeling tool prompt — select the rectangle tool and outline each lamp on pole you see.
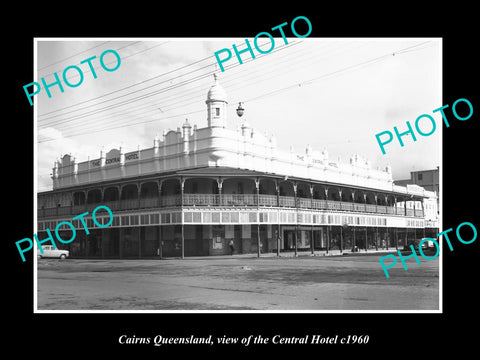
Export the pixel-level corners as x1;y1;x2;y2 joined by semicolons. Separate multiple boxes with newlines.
236;102;245;117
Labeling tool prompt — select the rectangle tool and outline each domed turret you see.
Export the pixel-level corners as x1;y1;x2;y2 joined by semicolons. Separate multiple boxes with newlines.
207;73;227;103
206;73;228;128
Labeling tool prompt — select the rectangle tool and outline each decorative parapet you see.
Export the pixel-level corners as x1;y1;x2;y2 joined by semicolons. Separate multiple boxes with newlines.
51;123;398;193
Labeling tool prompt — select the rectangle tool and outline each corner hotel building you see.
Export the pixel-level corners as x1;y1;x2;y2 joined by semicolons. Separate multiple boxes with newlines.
37;75;439;258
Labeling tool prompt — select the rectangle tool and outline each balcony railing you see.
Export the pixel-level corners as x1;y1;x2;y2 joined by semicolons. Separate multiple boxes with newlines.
38;193;424;218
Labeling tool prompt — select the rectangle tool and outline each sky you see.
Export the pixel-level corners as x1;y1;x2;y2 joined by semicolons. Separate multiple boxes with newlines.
35;38;442;192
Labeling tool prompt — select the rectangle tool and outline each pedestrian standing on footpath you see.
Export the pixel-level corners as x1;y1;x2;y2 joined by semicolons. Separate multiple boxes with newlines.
229;239;235;255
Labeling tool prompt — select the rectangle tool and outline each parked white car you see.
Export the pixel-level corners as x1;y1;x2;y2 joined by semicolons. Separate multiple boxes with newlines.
37;245;69;259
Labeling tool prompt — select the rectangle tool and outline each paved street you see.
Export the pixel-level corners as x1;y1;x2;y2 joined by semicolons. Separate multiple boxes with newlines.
36;252;439;311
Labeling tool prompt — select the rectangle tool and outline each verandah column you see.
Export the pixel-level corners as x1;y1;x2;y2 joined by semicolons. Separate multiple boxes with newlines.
293;181;298;257
275;180;280;257
138;226;142;259
137;182;141;209
385;227;390;250
326;225;330;254
395;227;398;250
414;222;417;245
217;177;223;206
180;177;185;259
158;225;163;259
275;180;280;207
157;179;163;259
118;227;123;259
157;179;163;207
404;227;408;250
277;223;281;257
311;225;314;255
310;184;314;255
255;177;261;258
310;184;314;209
101;228;105;259
352;225;356;252
340;224;344;253
364;226;368;252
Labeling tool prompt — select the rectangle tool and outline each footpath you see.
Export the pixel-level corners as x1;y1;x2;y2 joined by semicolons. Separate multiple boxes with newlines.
174;248;400;261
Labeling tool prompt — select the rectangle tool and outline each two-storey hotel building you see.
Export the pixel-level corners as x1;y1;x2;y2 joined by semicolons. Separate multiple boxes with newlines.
37;75;439;258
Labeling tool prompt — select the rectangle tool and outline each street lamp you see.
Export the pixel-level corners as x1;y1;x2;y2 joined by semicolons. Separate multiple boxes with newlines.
236;102;245;117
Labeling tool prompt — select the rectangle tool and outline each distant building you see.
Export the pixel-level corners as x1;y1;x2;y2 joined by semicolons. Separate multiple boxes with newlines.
395;168;439;229
395;168;439;195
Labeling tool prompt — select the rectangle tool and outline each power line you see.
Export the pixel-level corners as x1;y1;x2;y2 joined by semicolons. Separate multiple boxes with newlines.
38;43;208;118
245;41;434;103
38;40;435;142
38;39;293;119
37;41;366;140
38;40;303;130
55;41;170;82
38;41;111;71
46;40;313;133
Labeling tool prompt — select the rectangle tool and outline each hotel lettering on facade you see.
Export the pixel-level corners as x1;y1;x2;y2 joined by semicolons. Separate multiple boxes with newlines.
37;75;439;258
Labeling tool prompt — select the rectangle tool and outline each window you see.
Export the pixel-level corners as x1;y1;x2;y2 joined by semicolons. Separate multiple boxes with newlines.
203;212;212;223
161;213;170;224
215;107;220;116
171;213;182;223
260;212;268;222
193;212;202;222
418;173;423;181
130;215;139;225
269;212;278;222
222;212;230;222
150;214;159;224
240;212;249;223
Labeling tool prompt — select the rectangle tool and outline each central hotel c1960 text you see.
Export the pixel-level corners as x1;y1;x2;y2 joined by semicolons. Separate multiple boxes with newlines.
37;74;439;259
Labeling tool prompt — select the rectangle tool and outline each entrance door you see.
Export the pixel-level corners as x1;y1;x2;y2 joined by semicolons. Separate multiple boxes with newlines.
284;230;295;250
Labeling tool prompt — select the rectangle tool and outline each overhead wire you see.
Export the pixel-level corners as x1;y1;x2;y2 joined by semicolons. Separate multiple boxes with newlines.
38;38;307;120
38;39;305;130
38;41;142;79
41;39;315;133
37;41;111;71
36;41;379;140
52;41;384;135
38;40;435;143
38;44;210;117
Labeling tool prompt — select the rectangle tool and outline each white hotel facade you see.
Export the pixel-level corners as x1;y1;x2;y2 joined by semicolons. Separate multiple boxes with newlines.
37;75;439;258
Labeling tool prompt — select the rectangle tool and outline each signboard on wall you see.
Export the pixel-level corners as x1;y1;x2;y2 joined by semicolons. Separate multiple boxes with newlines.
213;236;223;249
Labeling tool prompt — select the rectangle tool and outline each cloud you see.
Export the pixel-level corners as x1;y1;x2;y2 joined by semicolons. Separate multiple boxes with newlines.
37;127;97;191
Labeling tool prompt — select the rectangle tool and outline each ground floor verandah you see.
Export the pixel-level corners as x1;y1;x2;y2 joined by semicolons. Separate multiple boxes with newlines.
42;225;439;259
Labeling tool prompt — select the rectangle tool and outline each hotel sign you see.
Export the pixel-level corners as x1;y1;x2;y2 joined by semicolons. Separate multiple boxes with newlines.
90;152;139;167
106;157;120;164
125;152;139;161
